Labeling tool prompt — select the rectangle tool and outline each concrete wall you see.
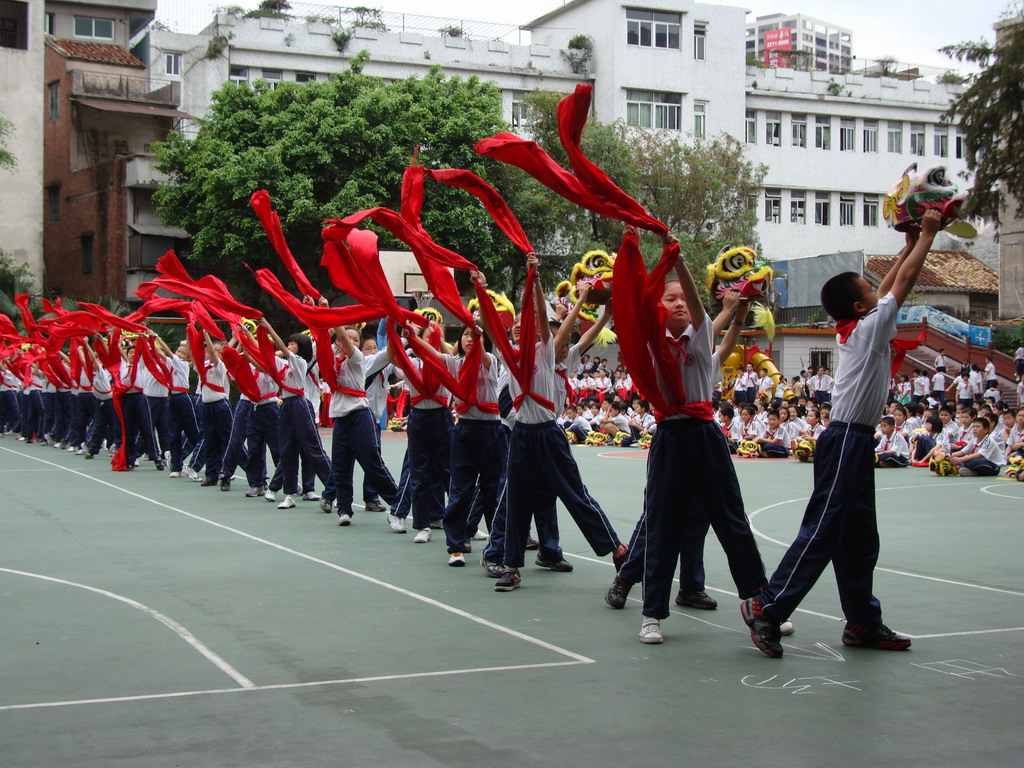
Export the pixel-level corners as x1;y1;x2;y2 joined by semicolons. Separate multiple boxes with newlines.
0;0;44;280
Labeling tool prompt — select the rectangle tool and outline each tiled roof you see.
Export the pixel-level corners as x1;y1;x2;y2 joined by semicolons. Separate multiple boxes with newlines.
864;250;999;295
46;38;146;69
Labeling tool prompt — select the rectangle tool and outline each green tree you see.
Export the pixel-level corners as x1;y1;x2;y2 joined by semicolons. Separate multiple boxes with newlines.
626;129;766;285
0;111;15;172
154;56;525;306
941;16;1024;219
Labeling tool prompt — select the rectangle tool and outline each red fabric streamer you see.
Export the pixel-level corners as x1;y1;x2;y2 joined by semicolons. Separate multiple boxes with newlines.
250;190;322;302
221;346;265;402
145;251;263;321
424;168;534;254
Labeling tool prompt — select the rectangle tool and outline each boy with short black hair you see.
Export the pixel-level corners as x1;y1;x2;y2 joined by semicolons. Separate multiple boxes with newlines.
741;209;940;657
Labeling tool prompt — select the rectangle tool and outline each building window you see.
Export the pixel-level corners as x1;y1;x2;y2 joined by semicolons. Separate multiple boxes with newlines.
745;110;756;144
815;116;830;150
934;125;948;157
262;69;283;87
790;190;806;224
887;121;902;153
164;52;182;76
863;195;879;227
44;10;55;36
839;119;855;151
765;111;781;146
910;123;925;156
764;189;781;223
694;23;706;60
511;90;528;130
863;120;878;153
296;72;316;83
693;101;706;136
839;195;855;226
0;0;28;49
814;192;830;225
626;89;681;130
74;16;114;40
791;114;807;148
626;8;681;49
229;66;249;84
48;82;59;120
81;234;94;275
955;132;966;159
47;186;60;222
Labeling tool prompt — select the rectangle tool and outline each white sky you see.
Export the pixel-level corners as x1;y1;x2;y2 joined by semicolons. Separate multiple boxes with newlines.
157;0;1011;70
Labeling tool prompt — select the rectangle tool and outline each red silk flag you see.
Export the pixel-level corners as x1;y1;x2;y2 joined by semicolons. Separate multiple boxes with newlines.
424;168;534;254
250;190;322;301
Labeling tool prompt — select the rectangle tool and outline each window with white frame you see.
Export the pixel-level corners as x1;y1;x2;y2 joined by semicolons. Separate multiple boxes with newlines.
814;192;830;225
626;8;681;49
229;66;249;84
934;125;948;157
863;120;878;153
626;89;682;130
693;101;706;136
910;123;925;156
745;110;756;144
44;11;55;36
887;121;902;153
694;23;706;60
74;16;114;40
839;195;855;226
764;189;781;223
839;119;855;151
790;190;806;224
262;69;283;87
296;72;316;83
765;111;781;146
863;195;879;226
511;90;528;130
955;132;966;159
815;115;830;150
164;52;182;76
791;114;807;147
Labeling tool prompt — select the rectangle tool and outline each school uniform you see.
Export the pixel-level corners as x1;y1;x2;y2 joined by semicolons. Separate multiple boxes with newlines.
738;371;757;405
958;434;1004;476
277;353;332;497
199;359;233;482
66;368;96;450
984;362;997;389
141;363;172;459
165;355;202;473
0;367;21;434
501;336;621;570
398;356;452;532
323;346;400;518
814;373;834;403
758;292;901;627
120;355;160;467
442;352;505;554
910;428;947;461
480;364;515;565
85;366;115;456
361;349;394;505
243;367;282;491
911;375;929;404
618;315;767;620
934;354;947;373
875;432;910;467
758;423;790;457
219;390;253;484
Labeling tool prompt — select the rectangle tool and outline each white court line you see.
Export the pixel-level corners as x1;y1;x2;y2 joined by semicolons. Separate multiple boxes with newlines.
746;484;1024;598
0;445;594;667
0;468;63;472
980;483;1024;501
906;626;1024;640
0;568;255;689
0;660;582;713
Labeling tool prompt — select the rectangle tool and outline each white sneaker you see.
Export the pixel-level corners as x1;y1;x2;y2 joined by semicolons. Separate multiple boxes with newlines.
264;489;277;502
779;620;795;636
639;617;664;644
184;467;201;482
387;515;407;533
413;528;431;543
67;445;76;452
245;486;264;497
75;448;85;455
448;552;466;567
300;491;321;501
337;513;352;526
277;495;296;509
471;530;488;541
168;471;181;478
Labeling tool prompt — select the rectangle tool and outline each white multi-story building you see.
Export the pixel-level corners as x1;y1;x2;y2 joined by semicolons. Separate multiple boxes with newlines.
745;13;853;72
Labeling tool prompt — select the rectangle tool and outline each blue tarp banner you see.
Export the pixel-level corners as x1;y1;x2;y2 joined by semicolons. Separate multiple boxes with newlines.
897;305;992;346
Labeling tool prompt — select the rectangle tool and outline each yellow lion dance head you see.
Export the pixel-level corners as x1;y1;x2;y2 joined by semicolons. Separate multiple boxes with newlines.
467;289;516;330
705;246;776;339
554;250;617;345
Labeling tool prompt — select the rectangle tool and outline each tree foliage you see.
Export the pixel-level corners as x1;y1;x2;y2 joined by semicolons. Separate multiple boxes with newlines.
154;57;526;305
0;111;15;172
941;17;1024;219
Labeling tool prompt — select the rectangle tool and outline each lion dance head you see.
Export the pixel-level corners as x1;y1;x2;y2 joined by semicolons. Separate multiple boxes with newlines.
554;250;617;345
883;163;976;237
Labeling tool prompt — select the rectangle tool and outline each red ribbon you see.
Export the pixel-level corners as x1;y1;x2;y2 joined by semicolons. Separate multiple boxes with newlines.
250;190;322;301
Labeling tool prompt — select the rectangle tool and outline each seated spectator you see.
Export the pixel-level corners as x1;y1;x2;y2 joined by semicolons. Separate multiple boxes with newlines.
875;416;910;468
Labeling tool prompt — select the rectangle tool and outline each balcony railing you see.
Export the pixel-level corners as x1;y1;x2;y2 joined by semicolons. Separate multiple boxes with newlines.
125;155;171;188
71;70;181;106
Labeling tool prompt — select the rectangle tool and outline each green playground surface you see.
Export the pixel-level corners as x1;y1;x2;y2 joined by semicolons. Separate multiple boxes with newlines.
0;432;1021;767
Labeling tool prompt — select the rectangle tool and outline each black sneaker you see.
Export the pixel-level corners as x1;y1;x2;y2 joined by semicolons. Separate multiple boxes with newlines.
363;500;386;512
524;537;540;550
675;590;718;610
219;475;231;492
480;559;504;578
429;520;444;529
494;569;521;592
740;598;783;658
605;575;632;609
535;556;573;572
155;460;166;471
842;623;911;650
200;478;217;487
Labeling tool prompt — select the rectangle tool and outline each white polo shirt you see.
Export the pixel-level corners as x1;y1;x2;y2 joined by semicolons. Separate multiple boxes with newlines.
830;293;898;427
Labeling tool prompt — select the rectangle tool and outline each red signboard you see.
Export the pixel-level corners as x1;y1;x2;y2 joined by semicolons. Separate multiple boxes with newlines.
763;27;792;67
